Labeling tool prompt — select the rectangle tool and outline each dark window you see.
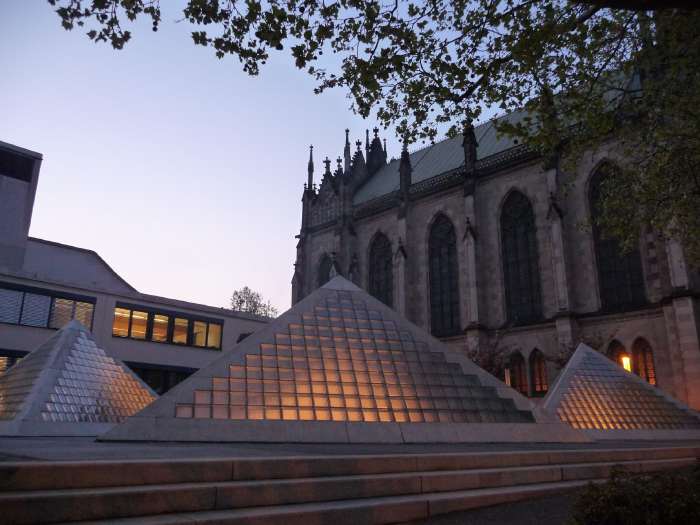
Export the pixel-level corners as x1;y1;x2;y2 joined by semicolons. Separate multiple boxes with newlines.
501;191;542;325
529;349;548;396
590;168;646;311
508;353;528;395
0;284;95;330
632;338;657;385
318;255;333;287
368;233;393;307
429;214;460;336
111;304;223;350
127;363;194;395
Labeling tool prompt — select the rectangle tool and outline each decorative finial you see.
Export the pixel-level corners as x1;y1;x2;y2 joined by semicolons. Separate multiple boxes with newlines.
307;144;314;189
345;129;350;145
383;138;387;153
373;127;379;138
323;157;331;174
356;139;362;152
336;157;342;168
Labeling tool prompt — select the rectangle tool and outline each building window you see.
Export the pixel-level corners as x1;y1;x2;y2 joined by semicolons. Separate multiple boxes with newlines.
0;355;22;374
130;310;149;340
152;314;169;342
529;349;548;396
429;214;460;337
632;338;657;385
318;255;333;287
111;304;223;350
127;363;194;395
589;168;646;311
608;340;632;372
173;318;189;344
508;353;528;395
501;191;542;325
368;233;393;307
0;283;95;330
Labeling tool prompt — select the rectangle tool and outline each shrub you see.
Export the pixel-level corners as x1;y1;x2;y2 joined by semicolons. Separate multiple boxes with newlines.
568;463;700;525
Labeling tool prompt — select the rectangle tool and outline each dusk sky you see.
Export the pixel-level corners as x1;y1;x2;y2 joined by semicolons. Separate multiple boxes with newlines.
1;1;406;312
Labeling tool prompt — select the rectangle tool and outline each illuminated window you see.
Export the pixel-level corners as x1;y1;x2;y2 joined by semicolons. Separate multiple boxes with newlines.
508;353;528;395
368;233;393;307
589;167;646;311
208;324;222;349
529;349;548;396
632;338;656;385
130;311;149;340
173;318;189;344
193;321;207;347
49;298;74;329
112;308;131;337
112;304;222;350
608;340;631;372
74;302;95;328
501;191;542;325
429;214;460;336
152;314;169;342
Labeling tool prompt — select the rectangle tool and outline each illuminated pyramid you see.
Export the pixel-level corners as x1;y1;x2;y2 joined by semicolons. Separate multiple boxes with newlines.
0;320;156;436
542;344;700;439
103;277;585;443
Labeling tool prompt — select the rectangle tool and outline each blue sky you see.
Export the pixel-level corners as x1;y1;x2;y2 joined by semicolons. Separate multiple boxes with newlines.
1;1;405;311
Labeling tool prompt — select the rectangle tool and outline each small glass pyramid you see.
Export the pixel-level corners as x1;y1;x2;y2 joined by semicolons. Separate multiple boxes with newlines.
0;320;156;435
543;344;700;432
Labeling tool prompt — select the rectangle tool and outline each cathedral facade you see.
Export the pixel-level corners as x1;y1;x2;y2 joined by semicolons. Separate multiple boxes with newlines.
292;122;700;410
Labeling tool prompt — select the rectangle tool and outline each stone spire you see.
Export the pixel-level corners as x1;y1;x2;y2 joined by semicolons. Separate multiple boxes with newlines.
365;129;370;156
399;138;412;198
335;156;344;177
367;127;387;176
307;144;314;190
343;129;351;174
462;120;478;175
463;120;478;196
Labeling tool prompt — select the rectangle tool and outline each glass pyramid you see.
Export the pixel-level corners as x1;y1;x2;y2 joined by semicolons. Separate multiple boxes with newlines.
0;320;156;436
102;277;589;444
543;344;700;432
174;289;532;424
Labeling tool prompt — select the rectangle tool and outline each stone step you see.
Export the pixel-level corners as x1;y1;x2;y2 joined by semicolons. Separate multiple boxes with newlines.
2;445;697;491
66;479;604;525
1;456;694;525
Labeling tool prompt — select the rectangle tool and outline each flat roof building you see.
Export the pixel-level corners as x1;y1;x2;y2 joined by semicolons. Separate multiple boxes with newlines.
0;140;269;393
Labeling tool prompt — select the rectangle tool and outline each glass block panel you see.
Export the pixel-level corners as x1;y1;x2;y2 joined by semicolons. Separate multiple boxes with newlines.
0;288;23;324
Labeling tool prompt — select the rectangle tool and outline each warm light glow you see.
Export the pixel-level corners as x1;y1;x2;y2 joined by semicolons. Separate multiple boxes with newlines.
621;355;632;372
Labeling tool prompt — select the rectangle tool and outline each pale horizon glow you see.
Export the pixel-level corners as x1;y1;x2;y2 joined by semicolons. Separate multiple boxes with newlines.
1;2;498;314
1;1;408;313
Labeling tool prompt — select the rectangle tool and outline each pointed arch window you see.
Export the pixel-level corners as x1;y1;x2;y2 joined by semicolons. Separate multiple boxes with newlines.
608;340;632;372
501;191;542;325
318;255;332;287
428;215;460;336
589;167;646;311
369;233;393;307
507;353;528;396
529;349;548;396
632;338;657;385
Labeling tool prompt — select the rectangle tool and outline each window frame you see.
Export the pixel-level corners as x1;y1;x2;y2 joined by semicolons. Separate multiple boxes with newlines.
500;191;542;326
112;302;224;350
0;281;96;331
368;233;393;307
428;214;461;337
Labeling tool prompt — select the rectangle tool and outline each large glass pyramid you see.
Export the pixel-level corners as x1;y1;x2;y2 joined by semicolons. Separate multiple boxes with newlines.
542;344;700;439
0;320;156;436
103;277;585;443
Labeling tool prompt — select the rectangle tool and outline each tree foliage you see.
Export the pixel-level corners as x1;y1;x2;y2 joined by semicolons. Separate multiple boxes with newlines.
49;1;700;264
230;286;278;318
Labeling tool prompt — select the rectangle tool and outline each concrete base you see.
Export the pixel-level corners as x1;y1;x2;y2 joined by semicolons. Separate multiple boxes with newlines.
100;418;589;444
0;420;115;437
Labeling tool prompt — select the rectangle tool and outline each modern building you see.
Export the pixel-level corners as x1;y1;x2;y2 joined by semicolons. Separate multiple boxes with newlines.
0;140;268;393
292;122;700;410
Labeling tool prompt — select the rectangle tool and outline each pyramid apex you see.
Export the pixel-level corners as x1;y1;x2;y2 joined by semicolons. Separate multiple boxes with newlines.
320;275;363;292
